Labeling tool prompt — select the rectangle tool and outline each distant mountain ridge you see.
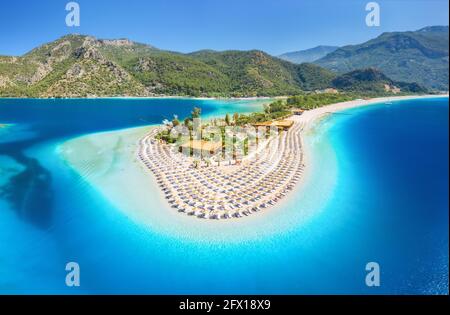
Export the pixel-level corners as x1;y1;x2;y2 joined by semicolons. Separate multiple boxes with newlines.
0;32;430;98
278;45;339;64
315;26;449;90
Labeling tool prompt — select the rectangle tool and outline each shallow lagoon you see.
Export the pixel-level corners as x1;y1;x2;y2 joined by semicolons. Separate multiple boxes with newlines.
0;97;448;294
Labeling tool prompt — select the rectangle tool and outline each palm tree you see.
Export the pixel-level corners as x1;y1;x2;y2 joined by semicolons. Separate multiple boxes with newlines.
233;112;239;125
191;107;201;119
172;114;180;127
225;113;230;126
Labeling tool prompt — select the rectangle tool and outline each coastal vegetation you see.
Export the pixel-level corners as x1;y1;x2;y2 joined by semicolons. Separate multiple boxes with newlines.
154;99;294;164
286;93;356;110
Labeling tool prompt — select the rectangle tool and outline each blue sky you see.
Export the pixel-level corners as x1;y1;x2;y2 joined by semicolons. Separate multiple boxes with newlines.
0;0;448;56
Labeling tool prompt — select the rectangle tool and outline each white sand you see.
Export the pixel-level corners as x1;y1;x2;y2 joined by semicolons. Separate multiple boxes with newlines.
58;94;448;241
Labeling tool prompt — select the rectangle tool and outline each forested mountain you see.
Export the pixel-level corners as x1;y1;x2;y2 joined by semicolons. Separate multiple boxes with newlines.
315;26;449;91
0;35;335;97
331;68;427;94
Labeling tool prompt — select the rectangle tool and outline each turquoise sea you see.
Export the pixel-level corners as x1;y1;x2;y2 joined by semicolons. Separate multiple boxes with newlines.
0;97;448;294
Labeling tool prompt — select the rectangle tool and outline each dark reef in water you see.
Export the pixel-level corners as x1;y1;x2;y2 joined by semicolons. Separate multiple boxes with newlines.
0;143;53;229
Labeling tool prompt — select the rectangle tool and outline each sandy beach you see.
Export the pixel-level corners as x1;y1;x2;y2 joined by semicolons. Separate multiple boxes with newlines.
58;94;448;240
295;94;448;127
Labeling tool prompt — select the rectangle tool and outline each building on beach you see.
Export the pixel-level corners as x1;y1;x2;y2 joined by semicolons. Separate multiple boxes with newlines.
253;120;294;131
291;109;305;115
179;140;222;157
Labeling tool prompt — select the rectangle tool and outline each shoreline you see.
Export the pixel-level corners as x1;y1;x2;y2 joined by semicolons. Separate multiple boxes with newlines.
293;94;449;126
1;93;447;101
58;94;448;238
0;95;278;101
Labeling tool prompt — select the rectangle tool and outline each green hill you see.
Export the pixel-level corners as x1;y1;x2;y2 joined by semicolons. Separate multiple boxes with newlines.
0;35;150;97
315;26;449;91
188;50;336;95
331;68;427;95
